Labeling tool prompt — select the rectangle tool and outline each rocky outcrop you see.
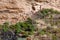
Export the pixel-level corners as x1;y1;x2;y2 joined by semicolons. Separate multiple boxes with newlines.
0;0;32;24
0;0;60;24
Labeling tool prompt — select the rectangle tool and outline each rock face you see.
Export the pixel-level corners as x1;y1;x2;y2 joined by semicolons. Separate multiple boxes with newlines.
0;0;32;24
0;0;60;24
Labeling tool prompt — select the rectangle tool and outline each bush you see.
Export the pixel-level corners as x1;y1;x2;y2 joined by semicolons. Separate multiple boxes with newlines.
9;18;36;37
2;22;9;32
52;35;57;40
0;18;36;38
38;8;60;18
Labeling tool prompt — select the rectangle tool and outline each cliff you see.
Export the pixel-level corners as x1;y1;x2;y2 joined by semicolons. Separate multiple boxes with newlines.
0;0;60;24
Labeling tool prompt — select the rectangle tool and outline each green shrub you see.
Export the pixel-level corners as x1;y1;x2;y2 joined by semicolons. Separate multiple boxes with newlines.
38;8;60;18
0;18;36;37
52;35;57;40
2;22;9;32
9;18;35;37
38;29;46;35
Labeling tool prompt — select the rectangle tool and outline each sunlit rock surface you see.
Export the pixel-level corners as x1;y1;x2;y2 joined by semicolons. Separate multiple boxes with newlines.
0;0;60;24
0;0;32;24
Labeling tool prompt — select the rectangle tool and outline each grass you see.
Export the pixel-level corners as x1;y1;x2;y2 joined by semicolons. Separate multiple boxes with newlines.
38;8;60;18
52;35;57;40
37;27;60;40
38;29;46;35
37;8;60;26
